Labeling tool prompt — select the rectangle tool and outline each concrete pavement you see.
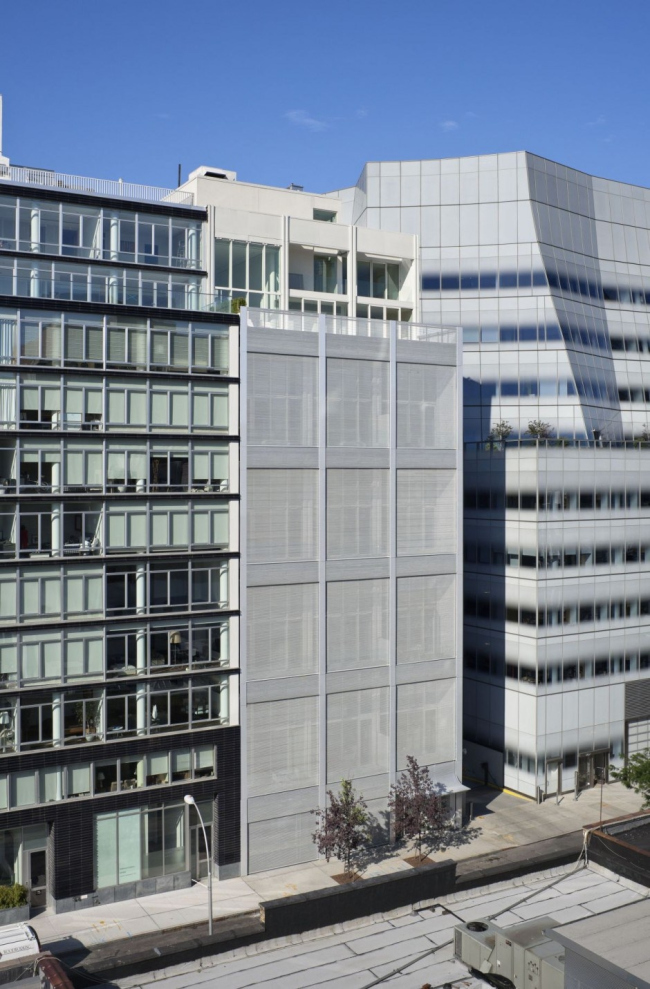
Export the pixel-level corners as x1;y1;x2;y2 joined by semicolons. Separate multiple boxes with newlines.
31;781;643;958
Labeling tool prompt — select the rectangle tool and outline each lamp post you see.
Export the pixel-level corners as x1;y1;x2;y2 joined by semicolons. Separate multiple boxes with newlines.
184;794;213;935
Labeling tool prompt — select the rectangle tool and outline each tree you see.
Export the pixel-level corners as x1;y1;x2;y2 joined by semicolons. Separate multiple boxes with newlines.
312;779;370;877
526;419;553;439
489;420;513;442
610;750;650;807
389;756;446;863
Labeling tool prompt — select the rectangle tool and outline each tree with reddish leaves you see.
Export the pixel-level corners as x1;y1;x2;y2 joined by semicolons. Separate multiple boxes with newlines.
389;756;446;863
312;779;370;878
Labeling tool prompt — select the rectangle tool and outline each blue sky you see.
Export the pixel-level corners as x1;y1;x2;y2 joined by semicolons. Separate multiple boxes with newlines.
2;0;649;193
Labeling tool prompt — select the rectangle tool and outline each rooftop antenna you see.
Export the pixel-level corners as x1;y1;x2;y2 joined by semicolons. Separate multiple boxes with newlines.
0;95;9;168
178;164;182;187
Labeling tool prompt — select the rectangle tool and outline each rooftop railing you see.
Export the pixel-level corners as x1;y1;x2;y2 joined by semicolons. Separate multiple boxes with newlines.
465;438;650;452
0;163;195;207
245;307;458;344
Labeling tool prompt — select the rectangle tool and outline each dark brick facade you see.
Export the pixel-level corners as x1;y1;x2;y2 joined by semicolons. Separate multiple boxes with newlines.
0;726;240;902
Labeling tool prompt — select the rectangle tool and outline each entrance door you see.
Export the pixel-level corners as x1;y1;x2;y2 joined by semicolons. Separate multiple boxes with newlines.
578;753;592;791
545;759;562;796
28;849;46;909
190;824;211;881
593;751;609;785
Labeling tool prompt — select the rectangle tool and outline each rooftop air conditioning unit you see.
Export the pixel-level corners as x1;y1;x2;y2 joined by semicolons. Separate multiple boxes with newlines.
455;917;565;989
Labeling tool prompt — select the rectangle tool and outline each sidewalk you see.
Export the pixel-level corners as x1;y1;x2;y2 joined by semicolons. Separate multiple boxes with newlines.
31;781;644;957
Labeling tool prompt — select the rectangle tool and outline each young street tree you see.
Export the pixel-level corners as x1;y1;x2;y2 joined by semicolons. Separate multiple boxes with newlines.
389;756;446;863
312;779;370;878
611;750;650;807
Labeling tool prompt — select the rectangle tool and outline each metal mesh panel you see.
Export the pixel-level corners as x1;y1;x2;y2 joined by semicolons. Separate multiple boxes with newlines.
326;688;390;783
397;363;456;448
625;677;650;718
396;469;456;556
396;679;455;770
248;353;317;447
247;469;318;563
326;358;389;448
248;811;315;873
247;696;319;796
327;579;389;671
327;469;389;559
396;575;455;664
248;583;318;679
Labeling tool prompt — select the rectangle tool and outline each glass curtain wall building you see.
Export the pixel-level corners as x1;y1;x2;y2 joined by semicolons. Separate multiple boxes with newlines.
0;164;240;910
330;152;650;798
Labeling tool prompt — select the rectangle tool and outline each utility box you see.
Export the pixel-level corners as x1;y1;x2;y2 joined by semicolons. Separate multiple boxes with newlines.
455;916;565;989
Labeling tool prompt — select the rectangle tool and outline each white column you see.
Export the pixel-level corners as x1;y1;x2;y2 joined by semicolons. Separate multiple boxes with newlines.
136;563;147;735
188;226;199;267
219;678;229;723
219;564;228;607
187;280;199;310
51;462;61;555
30;206;40;253
52;692;63;747
109;215;119;261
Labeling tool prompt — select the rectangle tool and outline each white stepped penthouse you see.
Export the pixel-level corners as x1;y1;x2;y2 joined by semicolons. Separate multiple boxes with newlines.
330;152;650;799
179;167;465;871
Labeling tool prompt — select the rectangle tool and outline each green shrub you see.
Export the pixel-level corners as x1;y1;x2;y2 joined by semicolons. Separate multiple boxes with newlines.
0;883;28;909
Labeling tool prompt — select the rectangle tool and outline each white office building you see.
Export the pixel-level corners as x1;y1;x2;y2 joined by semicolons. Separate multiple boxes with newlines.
331;151;650;798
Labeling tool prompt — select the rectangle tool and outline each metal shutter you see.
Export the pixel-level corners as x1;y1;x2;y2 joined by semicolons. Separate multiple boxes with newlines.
247;469;318;563
396;679;455;770
326;579;389;671
627;716;650;755
397;363;456;449
397;575;455;664
326;469;389;559
326;358;389;448
248;811;315;873
326;687;390;783
248;583;318;679
247;696;319;796
248;353;317;447
396;469;456;556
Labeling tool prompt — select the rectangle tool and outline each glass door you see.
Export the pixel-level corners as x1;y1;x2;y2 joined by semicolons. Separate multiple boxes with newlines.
190;823;211;881
28;848;46;909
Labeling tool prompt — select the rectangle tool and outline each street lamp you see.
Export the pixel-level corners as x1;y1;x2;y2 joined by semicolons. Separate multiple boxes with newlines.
184;794;213;935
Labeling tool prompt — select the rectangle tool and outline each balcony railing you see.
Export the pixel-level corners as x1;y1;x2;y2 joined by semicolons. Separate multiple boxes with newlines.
245;307;458;343
0;163;195;207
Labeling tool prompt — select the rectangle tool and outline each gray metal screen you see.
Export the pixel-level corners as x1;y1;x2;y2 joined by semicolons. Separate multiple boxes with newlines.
248;811;315;873
247;583;318;679
396;679;455;770
327;358;389;448
326;687;390;782
327;579;389;671
248;353;317;446
397;363;456;448
247;469;318;563
396;575;455;664
247;696;319;796
327;469;389;559
396;469;456;556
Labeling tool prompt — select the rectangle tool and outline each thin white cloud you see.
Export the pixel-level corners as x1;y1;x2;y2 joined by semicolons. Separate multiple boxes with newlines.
285;109;328;132
440;120;459;132
356;107;368;119
586;114;606;127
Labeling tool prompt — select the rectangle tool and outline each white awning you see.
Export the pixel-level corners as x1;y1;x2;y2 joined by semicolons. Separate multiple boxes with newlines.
431;767;469;795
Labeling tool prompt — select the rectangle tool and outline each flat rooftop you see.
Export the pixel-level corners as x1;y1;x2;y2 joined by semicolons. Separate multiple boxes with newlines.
553;899;650;986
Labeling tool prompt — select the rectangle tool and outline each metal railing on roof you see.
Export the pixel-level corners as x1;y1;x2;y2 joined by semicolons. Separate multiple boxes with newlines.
465;438;650;452
0;163;195;207
245;307;458;343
